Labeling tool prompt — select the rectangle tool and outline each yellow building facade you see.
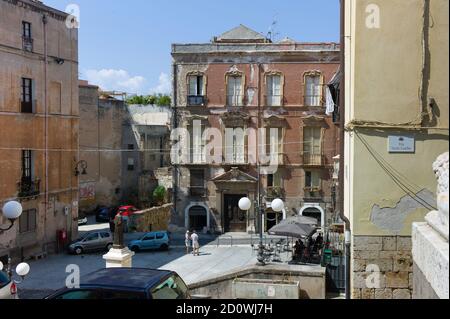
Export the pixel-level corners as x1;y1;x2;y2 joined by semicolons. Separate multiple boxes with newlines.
344;0;449;299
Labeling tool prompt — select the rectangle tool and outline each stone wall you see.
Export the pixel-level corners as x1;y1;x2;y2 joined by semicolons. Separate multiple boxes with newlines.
352;235;413;299
130;204;173;232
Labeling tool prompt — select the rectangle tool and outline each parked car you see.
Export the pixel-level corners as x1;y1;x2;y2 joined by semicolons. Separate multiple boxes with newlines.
45;268;191;299
128;231;170;252
68;231;113;255
78;212;88;226
0;270;15;299
116;205;139;218
95;206;111;223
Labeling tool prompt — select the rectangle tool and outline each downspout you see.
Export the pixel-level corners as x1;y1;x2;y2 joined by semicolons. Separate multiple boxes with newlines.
43;14;49;244
172;62;178;223
339;0;352;300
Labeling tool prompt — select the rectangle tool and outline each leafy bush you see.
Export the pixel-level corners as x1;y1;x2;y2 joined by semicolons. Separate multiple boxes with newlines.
152;186;166;206
126;94;171;106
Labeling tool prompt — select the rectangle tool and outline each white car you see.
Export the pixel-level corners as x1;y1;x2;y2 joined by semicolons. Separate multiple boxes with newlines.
0;270;16;299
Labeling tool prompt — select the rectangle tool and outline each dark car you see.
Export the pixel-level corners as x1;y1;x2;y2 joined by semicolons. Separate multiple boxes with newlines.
45;268;191;299
95;206;111;223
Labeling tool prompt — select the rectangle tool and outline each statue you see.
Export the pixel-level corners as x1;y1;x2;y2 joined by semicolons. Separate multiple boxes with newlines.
113;212;124;249
432;152;449;229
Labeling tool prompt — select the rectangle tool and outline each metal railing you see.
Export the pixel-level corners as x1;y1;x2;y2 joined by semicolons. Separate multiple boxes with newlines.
303;153;324;166
304;95;323;107
304;187;323;199
187;95;206;106
22;36;33;52
217;235;233;247
17;178;40;198
20;100;35;113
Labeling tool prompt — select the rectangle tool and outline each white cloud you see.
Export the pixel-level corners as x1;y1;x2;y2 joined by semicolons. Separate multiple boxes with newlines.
83;69;147;94
149;72;171;94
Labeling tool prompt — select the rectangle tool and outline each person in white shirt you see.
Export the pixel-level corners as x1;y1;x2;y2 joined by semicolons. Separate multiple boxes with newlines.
191;230;200;256
185;230;191;255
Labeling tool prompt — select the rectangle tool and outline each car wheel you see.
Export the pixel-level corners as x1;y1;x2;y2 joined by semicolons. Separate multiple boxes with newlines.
160;244;169;251
74;247;83;255
131;246;140;252
106;243;113;251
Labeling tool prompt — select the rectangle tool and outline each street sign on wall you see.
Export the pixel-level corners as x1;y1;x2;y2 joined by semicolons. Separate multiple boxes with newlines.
388;135;415;153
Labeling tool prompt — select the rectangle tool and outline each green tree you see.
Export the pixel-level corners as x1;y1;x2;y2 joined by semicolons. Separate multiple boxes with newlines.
152;186;166;206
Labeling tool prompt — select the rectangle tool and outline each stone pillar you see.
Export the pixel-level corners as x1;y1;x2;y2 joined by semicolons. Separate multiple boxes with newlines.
103;247;135;268
412;152;449;299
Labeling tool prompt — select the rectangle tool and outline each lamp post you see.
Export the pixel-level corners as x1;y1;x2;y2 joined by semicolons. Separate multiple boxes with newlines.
0;201;23;234
239;196;285;266
0;201;30;289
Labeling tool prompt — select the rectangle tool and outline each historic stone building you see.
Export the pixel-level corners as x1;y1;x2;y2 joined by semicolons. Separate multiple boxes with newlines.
0;0;79;261
78;81;125;213
171;25;340;234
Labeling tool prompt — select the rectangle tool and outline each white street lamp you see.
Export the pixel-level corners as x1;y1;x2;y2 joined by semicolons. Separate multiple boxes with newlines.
238;197;252;211
271;198;285;213
16;263;30;278
0;201;23;233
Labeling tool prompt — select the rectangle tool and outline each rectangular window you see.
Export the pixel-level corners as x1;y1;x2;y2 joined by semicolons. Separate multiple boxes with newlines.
21;78;33;113
303;127;322;165
127;158;135;171
225;128;245;164
189;120;206;164
266;75;282;106
188;75;205;106
190;169;205;197
267;171;281;188
305;75;322;106
19;209;37;233
266;127;283;163
22;21;33;52
227;76;243;106
22;21;31;38
22;150;33;180
305;171;320;189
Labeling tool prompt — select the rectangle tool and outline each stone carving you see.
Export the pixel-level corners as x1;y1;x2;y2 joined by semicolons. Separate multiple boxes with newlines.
432;152;449;229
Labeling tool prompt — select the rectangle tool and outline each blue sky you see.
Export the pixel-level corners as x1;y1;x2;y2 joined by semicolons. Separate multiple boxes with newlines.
44;0;340;95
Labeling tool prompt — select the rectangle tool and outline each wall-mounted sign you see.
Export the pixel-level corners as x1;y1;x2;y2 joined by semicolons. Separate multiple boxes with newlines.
388;135;415;153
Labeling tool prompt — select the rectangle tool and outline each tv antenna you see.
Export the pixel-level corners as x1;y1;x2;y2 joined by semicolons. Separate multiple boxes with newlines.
267;14;280;42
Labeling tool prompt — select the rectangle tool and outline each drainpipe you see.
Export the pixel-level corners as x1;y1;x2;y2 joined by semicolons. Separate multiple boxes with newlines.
43;14;49;244
339;0;352;300
172;62;178;221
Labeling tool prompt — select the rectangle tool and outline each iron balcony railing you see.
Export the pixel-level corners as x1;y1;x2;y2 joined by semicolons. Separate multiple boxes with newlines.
18;177;40;198
22;36;33;52
304;187;323;200
265;95;283;107
303;153;324;166
226;95;245;107
187;95;206;106
265;186;285;201
20;99;35;113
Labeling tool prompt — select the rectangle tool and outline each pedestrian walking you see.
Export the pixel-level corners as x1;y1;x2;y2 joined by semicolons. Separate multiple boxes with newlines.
185;230;191;254
191;230;200;256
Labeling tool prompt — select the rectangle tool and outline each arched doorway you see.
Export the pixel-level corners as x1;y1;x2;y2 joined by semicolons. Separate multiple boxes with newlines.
300;204;325;230
188;206;207;231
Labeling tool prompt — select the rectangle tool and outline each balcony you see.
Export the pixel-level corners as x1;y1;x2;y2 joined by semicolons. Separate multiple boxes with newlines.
304;187;323;200
17;178;40;198
190;186;206;197
265;95;283;107
20;100;35;113
303;153;324;166
265;186;285;201
187;95;206;106
22;36;33;52
226;95;245;107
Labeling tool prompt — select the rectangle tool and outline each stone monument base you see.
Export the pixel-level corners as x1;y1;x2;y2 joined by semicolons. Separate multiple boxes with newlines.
103;247;135;268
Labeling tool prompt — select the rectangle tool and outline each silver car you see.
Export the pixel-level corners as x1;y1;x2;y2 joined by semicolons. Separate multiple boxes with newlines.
68;231;113;255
